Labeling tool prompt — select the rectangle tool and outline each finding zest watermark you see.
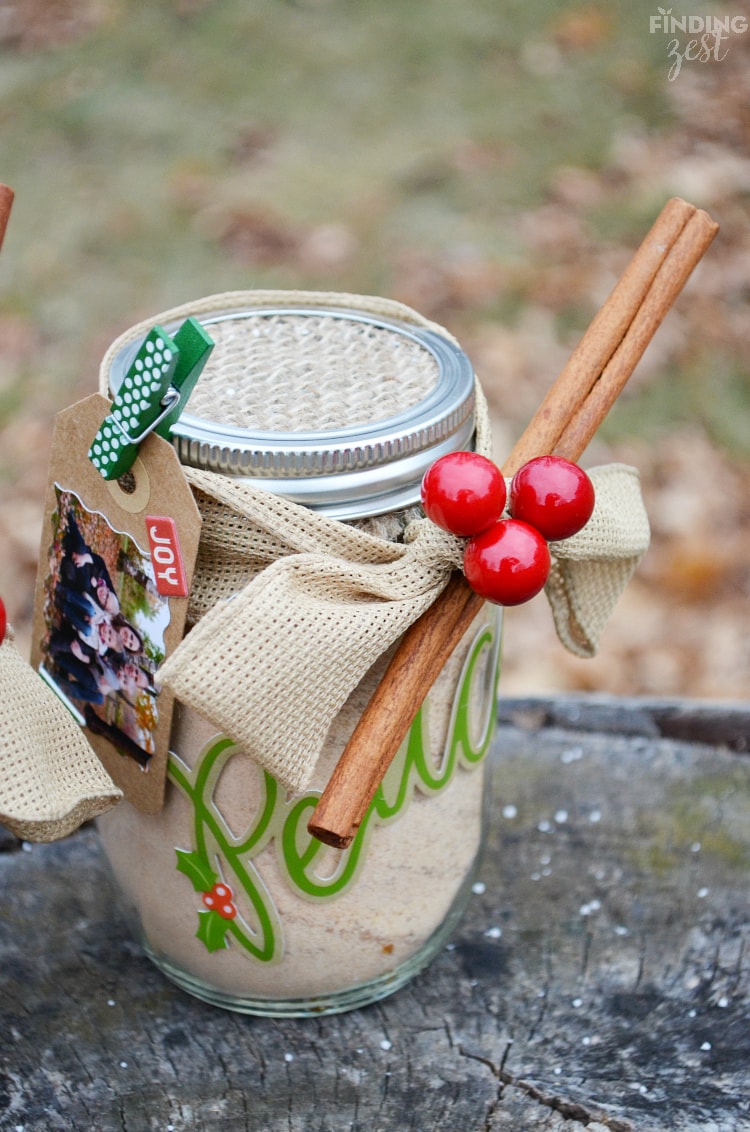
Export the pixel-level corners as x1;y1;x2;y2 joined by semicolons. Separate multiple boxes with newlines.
650;8;749;80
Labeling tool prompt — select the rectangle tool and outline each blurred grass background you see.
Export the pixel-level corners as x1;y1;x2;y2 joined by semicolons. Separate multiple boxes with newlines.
1;0;748;700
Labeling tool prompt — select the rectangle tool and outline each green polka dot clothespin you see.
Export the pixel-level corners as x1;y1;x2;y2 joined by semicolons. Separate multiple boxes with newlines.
89;325;180;480
154;317;214;440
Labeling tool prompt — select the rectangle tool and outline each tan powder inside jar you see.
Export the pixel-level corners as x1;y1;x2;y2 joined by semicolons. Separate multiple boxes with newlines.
98;598;497;1002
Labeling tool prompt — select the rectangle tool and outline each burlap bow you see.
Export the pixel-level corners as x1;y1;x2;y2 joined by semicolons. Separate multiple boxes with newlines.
96;288;649;793
0;453;649;839
157;454;650;794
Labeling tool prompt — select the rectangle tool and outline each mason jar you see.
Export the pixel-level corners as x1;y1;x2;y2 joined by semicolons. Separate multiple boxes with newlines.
96;292;502;1016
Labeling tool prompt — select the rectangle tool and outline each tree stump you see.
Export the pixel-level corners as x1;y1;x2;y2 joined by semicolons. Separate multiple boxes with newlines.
1;696;748;1131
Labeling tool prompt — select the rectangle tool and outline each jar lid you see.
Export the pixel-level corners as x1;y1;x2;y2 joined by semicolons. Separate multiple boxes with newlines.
107;303;476;519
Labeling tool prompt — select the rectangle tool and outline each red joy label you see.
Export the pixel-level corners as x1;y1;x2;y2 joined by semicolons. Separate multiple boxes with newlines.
146;515;189;597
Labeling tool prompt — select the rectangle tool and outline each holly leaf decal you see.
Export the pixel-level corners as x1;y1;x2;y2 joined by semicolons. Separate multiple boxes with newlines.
176;848;217;892
196;909;231;952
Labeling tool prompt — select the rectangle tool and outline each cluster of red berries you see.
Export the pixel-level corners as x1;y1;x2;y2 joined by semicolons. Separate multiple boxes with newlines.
421;452;595;606
0;597;6;644
202;880;238;920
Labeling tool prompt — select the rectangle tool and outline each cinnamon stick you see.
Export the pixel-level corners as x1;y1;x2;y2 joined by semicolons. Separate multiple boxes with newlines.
308;573;477;847
0;184;14;254
308;198;718;850
552;207;718;461
503;196;697;471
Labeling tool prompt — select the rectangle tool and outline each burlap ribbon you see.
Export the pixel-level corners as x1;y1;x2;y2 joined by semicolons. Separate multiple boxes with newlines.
158;451;650;794
0;453;648;838
0;627;122;841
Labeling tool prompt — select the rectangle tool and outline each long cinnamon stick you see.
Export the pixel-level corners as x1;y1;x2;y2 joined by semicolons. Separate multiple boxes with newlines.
552;207;718;461
504;195;697;470
308;198;718;850
0;184;14;254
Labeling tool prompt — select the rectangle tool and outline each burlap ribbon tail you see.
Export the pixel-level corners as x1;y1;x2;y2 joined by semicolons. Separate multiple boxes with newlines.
0;627;122;842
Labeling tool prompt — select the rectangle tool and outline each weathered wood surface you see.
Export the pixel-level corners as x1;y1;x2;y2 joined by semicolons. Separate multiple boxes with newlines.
1;695;748;1132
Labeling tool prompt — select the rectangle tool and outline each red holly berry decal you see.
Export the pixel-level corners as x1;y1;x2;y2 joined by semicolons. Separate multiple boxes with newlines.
0;597;6;645
202;881;237;920
509;455;595;541
464;519;551;606
421;451;506;537
421;451;595;606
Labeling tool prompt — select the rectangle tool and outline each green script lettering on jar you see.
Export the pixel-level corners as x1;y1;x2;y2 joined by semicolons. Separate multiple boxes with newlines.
170;615;501;961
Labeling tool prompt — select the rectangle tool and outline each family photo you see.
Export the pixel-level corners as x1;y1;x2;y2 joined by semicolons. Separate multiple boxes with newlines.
36;486;170;770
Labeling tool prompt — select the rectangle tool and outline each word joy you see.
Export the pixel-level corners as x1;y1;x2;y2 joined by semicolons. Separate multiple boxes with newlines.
650;8;749;81
146;515;189;597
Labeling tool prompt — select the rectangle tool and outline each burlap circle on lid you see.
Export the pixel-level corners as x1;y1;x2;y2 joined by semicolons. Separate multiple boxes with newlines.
100;288;464;435
181;307;443;433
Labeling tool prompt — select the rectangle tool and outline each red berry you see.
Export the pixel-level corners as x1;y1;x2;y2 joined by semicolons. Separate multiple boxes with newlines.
421;452;506;537
203;880;237;917
464;519;551;606
0;597;5;644
510;456;595;541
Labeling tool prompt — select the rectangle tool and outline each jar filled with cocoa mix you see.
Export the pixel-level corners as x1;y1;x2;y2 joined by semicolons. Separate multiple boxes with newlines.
95;291;501;1016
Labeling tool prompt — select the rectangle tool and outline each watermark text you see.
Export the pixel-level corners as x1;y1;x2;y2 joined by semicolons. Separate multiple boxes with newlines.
650;8;748;79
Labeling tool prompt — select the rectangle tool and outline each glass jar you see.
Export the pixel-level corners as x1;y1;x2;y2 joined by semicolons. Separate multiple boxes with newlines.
96;294;502;1016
